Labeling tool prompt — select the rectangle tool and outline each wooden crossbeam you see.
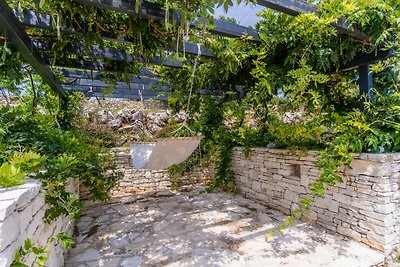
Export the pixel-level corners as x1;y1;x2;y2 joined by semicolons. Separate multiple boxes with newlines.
59;69;162;84
34;40;184;68
0;0;67;100
63;78;169;91
73;0;261;42
14;8;215;57
339;49;393;71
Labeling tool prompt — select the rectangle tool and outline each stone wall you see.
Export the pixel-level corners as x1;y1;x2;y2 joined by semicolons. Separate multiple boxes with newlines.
81;147;211;199
0;179;75;267
231;147;400;256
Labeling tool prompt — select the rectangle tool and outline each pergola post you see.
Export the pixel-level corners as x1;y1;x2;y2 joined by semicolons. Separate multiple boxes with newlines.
358;64;373;112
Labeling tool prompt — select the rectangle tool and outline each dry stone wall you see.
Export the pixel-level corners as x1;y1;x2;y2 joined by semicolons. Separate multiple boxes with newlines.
0;179;75;267
80;147;211;199
231;147;400;256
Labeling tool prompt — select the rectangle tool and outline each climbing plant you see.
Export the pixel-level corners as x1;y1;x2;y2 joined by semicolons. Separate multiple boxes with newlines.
0;74;120;221
157;0;400;234
1;0;400;239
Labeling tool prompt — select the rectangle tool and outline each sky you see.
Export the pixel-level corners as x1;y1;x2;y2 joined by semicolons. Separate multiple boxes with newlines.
213;2;265;27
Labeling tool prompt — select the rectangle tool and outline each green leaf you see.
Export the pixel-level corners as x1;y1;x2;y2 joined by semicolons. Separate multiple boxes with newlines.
10;263;29;267
39;0;46;8
24;239;32;251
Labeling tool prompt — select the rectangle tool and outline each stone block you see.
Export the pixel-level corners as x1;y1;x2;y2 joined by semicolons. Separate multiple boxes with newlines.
26;207;45;237
0;213;20;251
332;192;352;205
252;181;261;192
349;160;393;177
337;225;362;241
372;183;398;192
358;220;386;235
249;169;259;180
18;205;33;234
0;199;16;222
0;241;19;267
359;209;388;221
300;175;309;187
277;167;292;176
314;197;339;213
283;190;299;203
272;174;283;180
373;203;397;215
351;199;374;211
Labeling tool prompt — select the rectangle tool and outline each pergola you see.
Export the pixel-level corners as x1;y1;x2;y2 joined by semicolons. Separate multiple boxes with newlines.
0;0;392;108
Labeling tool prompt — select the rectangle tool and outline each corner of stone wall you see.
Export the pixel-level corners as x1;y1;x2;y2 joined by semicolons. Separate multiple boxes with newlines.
0;179;74;267
231;147;400;256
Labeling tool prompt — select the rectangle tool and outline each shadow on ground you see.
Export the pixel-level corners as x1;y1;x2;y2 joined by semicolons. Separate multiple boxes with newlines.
65;187;384;267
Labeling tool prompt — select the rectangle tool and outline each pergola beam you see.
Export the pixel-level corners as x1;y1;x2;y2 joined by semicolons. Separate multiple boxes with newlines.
256;0;369;41
339;49;393;71
73;0;261;42
60;69;162;84
51;59;145;73
34;40;184;68
14;9;215;58
0;0;67;100
63;78;169;91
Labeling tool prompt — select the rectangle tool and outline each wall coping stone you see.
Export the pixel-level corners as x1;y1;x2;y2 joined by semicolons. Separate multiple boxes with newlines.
0;179;41;222
233;147;400;162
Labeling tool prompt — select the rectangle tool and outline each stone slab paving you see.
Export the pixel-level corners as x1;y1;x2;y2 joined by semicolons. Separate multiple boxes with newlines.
65;187;385;267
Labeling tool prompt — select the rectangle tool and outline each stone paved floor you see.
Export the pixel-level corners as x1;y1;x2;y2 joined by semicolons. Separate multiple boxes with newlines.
65;187;385;267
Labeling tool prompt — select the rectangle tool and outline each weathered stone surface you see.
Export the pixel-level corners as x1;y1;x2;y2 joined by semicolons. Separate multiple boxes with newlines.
0;214;20;252
349;160;393;176
232;147;400;256
70;248;101;263
314;198;339;213
65;187;385;267
104;148;211;198
0;199;16;222
0;179;74;266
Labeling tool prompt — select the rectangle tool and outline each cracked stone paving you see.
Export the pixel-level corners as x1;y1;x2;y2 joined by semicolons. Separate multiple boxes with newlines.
65;187;385;267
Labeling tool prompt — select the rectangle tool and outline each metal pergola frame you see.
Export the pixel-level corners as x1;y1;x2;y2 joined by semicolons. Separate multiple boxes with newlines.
0;0;391;105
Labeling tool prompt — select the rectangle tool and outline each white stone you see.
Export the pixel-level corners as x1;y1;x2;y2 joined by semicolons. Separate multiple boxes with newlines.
0;241;18;267
26;208;44;237
332;192;352;204
337;225;362;240
252;181;261;192
0;199;16;222
314;197;339;213
349;160;393;177
18;205;33;234
121;256;142;267
373;203;397;214
0;213;20;251
70;248;101;262
284;190;299;203
372;183;397;192
30;194;45;215
358;221;386;235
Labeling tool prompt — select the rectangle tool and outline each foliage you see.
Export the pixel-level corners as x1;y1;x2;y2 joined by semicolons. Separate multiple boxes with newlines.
11;233;75;267
0;88;119;221
0;152;45;187
1;0;400;242
158;0;400;236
